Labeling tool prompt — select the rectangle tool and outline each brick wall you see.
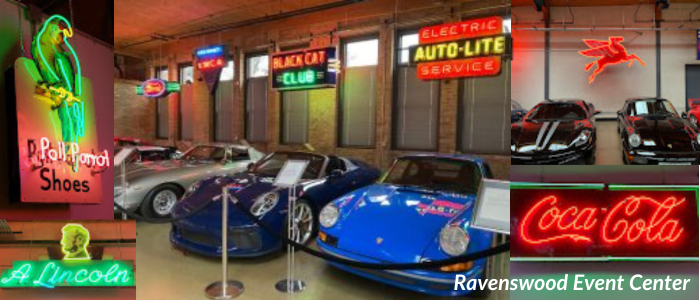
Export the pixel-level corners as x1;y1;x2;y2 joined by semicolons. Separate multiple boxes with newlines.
113;0;511;180
114;79;156;141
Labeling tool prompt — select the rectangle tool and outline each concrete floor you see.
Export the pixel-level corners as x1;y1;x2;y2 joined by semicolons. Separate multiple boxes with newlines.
137;223;509;300
595;120;624;165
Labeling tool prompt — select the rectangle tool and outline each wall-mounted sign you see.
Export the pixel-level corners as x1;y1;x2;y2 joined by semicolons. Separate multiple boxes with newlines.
410;16;510;80
194;45;228;94
5;15;106;204
579;37;646;84
0;223;135;288
271;47;338;90
510;184;699;261
136;78;180;98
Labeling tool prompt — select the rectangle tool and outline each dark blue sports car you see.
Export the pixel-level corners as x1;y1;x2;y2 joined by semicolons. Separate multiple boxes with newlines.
170;151;381;257
512;99;527;123
317;154;495;297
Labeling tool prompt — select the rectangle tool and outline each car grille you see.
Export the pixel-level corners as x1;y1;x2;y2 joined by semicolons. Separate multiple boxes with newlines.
179;228;219;246
178;227;262;251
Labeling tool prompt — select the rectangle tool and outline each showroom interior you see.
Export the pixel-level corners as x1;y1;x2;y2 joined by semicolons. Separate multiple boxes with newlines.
511;0;700;165
115;0;511;299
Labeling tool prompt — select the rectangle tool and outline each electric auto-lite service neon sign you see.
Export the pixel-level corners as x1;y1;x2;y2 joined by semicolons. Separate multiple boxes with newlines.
510;184;699;260
409;16;511;80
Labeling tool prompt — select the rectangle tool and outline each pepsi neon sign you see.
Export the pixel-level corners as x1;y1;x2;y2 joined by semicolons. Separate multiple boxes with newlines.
510;183;699;261
136;79;180;98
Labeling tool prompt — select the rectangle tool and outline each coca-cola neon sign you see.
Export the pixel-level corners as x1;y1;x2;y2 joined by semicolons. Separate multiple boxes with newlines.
511;184;699;261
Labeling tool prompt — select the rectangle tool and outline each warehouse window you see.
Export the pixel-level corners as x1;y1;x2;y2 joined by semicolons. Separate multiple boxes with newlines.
458;60;510;154
179;63;194;140
155;66;169;139
281;91;309;145
339;37;378;148
215;60;235;142
245;54;269;142
393;32;439;150
179;63;193;85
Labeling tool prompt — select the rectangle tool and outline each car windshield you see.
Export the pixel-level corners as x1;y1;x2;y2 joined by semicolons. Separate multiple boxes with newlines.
251;152;326;179
511;100;522;110
527;103;587;121
380;157;482;195
181;146;225;162
631;99;677;117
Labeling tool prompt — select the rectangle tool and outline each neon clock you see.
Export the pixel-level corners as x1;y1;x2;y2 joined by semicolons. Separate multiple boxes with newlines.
5;14;107;204
136;78;180;98
0;224;135;288
579;37;646;84
510;183;699;261
409;16;510;80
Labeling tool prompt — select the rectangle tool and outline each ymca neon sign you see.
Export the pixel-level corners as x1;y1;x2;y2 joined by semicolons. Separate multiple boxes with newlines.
510;184;699;260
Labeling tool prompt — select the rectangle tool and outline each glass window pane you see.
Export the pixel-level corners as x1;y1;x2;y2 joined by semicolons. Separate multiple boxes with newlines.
346;39;378;67
220;60;234;81
180;65;193;84
247;55;269;78
399;33;419;64
157;67;168;80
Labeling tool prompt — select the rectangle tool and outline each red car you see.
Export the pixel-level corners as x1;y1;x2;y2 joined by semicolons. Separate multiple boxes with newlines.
688;99;700;128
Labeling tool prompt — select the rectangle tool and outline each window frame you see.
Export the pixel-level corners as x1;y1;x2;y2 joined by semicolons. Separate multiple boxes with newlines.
337;34;380;149
391;27;441;151
177;63;193;140
244;51;270;142
278;44;311;146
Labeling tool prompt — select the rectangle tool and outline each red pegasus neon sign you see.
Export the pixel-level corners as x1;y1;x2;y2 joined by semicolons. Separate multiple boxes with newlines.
521;196;685;245
579;37;645;84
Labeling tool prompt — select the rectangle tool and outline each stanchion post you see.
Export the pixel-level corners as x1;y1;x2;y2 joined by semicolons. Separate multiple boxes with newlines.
120;162;127;220
275;184;306;293
204;186;244;299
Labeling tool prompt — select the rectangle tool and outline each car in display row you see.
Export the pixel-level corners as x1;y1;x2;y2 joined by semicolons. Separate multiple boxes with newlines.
618;97;700;165
114;144;264;218
511;99;599;165
170;151;381;257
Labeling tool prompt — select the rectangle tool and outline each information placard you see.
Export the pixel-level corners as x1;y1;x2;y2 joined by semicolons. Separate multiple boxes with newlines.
472;179;510;234
273;160;309;187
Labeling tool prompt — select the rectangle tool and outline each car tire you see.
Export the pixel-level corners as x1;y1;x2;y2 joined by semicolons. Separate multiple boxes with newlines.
585;150;596;165
283;199;317;249
141;184;184;218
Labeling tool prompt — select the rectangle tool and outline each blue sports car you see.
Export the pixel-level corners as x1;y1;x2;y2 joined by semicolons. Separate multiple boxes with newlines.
511;99;526;123
170;151;381;257
317;154;495;297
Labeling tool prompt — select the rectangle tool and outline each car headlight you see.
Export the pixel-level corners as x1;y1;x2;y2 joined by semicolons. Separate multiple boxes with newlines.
629;133;641;148
183;181;201;198
250;193;279;217
439;225;470;257
319;204;339;228
570;130;592;147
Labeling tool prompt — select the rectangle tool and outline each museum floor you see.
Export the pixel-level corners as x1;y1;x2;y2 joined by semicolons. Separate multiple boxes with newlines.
595;120;624;165
136;223;510;300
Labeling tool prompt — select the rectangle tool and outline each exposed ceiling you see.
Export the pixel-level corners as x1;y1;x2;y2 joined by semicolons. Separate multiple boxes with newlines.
20;0;113;46
512;0;699;7
114;0;351;50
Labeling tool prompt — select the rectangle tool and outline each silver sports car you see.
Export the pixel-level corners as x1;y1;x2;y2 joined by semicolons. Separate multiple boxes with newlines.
114;144;264;218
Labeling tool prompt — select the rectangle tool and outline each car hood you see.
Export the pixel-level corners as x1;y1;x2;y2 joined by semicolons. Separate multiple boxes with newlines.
332;184;474;263
630;116;696;150
117;159;219;182
176;173;278;216
512;120;587;152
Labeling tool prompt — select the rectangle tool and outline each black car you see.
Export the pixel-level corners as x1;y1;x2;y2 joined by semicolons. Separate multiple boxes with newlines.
511;99;599;165
617;98;700;165
511;100;527;123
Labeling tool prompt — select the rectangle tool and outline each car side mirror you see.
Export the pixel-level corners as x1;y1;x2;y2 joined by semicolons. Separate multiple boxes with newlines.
516;111;524;117
682;112;688;119
246;162;255;172
329;169;343;179
595;110;601;115
617;110;622;116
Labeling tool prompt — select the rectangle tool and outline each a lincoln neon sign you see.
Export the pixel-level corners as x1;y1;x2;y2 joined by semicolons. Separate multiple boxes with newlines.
510;184;699;261
0;224;135;288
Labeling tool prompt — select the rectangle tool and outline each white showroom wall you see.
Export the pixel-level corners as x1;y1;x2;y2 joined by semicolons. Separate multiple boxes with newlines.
512;4;699;115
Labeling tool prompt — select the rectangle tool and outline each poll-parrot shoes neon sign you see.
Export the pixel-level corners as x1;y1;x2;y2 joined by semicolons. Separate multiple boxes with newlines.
579;37;646;84
0;224;135;288
510;184;699;260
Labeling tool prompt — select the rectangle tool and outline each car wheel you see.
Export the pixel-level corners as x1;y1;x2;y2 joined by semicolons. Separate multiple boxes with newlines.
141;184;183;218
285;199;317;246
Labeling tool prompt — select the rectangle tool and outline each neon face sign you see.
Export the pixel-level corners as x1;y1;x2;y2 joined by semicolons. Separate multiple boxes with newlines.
136;79;180;98
511;184;699;260
579;37;646;84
